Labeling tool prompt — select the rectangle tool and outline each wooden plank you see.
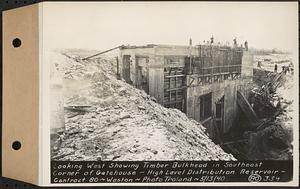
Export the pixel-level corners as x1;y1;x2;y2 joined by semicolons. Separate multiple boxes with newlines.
164;74;185;78
82;45;123;60
237;90;259;127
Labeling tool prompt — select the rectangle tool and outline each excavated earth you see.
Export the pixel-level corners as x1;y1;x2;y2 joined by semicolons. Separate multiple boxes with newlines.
246;69;294;160
224;66;294;160
50;50;235;161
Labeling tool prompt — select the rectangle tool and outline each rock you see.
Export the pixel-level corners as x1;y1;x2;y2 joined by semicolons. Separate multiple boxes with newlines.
53;146;59;152
118;88;127;96
106;117;118;124
170;137;177;142
82;128;88;133
150;96;157;102
88;129;94;133
112;155;121;160
138;106;146;110
114;105;121;109
94;145;100;150
128;148;137;153
80;133;88;139
96;107;103;113
67;129;80;135
119;114;131;119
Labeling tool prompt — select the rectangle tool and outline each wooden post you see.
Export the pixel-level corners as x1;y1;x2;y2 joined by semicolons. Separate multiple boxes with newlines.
189;38;192;74
116;56;121;80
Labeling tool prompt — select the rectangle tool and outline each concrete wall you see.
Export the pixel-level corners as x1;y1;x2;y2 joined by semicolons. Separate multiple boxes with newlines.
119;47;166;103
152;46;197;103
120;47;155;57
119;47;155;87
223;80;238;133
155;45;198;56
116;45;254;138
239;51;254;99
118;45;198;103
149;55;164;103
186;77;250;137
241;51;254;78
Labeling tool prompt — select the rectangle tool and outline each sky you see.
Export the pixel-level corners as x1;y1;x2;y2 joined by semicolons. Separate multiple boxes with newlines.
42;2;298;53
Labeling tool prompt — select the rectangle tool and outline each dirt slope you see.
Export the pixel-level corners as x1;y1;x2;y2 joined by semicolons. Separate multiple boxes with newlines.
51;51;235;161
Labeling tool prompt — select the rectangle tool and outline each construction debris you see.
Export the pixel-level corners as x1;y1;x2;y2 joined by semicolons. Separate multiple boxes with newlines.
223;66;294;160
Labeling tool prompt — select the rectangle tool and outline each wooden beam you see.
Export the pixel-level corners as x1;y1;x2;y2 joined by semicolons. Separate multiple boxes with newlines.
82;45;124;60
237;90;259;127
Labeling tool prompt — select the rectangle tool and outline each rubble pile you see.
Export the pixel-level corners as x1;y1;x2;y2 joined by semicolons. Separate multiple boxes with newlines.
245;69;293;160
251;69;283;118
51;51;235;161
223;66;294;160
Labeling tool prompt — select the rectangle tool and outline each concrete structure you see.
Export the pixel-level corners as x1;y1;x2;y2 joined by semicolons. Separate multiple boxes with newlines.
91;43;254;141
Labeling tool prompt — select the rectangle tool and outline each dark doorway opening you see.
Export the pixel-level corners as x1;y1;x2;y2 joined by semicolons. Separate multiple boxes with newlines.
199;92;212;121
215;96;225;134
136;56;149;94
122;55;131;84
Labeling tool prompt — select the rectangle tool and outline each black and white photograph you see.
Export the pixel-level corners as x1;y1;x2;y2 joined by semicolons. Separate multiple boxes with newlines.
2;1;298;187
49;1;297;161
42;1;298;185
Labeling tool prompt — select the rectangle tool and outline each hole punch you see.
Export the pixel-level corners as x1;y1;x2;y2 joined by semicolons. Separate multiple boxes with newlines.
12;141;21;150
12;38;22;48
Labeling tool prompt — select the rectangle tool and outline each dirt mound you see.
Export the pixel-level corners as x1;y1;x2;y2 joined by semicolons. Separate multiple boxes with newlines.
51;51;235;161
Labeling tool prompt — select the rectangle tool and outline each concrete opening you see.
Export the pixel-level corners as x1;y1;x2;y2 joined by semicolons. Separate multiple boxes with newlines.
136;56;149;93
199;92;212;121
122;55;131;84
215;96;224;134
